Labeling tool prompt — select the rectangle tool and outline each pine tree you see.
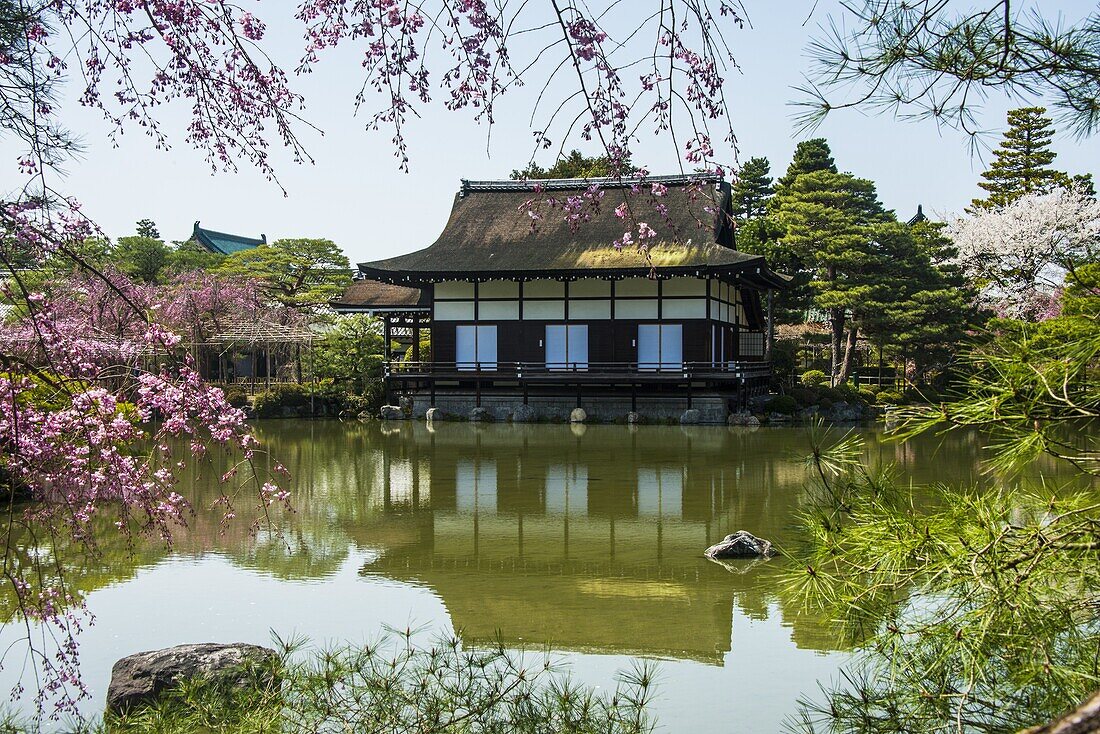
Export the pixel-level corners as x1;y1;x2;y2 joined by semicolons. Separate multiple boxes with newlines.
970;107;1072;210
773;170;890;384
860;221;975;384
135;218;160;239
731;157;774;221
775;138;837;193
510;150;634;180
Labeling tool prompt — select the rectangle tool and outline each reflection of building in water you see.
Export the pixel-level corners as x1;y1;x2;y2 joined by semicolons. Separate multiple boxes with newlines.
358;423;836;663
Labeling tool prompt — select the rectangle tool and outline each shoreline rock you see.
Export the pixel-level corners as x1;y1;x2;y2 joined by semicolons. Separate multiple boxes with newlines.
107;643;278;714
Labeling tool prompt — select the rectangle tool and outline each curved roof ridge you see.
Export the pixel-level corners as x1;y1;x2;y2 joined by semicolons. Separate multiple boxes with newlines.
192;221;267;256
461;172;720;193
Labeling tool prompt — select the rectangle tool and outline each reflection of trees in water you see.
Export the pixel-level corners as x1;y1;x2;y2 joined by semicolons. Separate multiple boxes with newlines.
6;421;1086;662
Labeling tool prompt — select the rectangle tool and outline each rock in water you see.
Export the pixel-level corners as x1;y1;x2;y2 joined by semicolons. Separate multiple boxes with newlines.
680;409;701;425
379;405;404;421
512;404;538;423
468;407;493;422
107;643;277;714
704;530;777;559
569;407;587;424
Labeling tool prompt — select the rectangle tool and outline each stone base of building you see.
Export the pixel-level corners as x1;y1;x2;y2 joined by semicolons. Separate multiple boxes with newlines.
403;390;735;424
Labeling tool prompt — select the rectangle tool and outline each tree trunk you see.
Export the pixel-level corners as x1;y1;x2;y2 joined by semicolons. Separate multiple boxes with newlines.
1020;689;1100;733
838;325;858;385
829;307;845;386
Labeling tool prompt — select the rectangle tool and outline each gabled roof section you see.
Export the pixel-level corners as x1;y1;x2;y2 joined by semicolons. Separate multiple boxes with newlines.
907;205;927;226
357;174;787;285
331;281;428;314
192;221;267;256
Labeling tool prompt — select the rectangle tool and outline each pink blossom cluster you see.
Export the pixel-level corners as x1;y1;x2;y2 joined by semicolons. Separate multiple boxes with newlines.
4;2;310;182
0;262;290;714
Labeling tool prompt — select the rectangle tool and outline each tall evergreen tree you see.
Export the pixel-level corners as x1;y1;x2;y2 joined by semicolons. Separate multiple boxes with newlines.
731;157;774;221
970;107;1074;211
135;218;160;239
773;170;890;384
749;138;842;327
775;138;837;192
113;235;169;283
860;221;975;385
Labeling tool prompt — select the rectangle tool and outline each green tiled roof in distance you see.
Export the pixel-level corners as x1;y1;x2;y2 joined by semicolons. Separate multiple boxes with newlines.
191;221;267;256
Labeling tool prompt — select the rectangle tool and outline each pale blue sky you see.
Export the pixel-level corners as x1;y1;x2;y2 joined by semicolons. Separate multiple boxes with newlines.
11;1;1100;264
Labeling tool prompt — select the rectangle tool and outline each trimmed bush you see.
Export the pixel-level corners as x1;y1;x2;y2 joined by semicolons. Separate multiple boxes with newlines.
876;390;903;405
766;395;799;414
252;384;309;418
800;369;828;387
790;387;817;406
838;385;866;404
224;388;249;409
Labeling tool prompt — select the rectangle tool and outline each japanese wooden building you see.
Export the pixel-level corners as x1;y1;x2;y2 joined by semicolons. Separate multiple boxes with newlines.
332;173;788;422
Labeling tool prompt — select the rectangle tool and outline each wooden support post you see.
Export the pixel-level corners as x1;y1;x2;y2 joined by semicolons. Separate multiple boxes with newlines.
411;314;421;364
382;318;392;363
765;288;775;361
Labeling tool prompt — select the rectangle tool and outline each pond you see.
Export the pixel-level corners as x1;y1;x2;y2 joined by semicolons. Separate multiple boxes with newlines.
0;421;1092;730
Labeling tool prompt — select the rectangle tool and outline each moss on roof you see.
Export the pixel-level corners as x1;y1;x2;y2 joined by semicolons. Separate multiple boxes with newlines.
359;176;763;280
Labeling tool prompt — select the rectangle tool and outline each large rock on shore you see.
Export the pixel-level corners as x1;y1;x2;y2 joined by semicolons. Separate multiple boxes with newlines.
569;407;587;424
107;643;278;714
704;531;777;559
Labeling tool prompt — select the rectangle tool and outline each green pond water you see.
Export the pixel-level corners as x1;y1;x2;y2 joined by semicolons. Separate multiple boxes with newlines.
1;421;1093;730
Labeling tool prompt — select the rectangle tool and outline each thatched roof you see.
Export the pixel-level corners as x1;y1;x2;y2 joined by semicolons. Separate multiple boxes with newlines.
358;175;787;287
330;281;427;312
211;318;315;345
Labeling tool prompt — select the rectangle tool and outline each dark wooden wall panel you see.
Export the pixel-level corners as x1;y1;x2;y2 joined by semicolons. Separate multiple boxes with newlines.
683;321;709;363
434;324;456;363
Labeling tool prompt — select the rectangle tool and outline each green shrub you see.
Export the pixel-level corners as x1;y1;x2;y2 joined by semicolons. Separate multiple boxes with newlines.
790;387;817;406
833;383;862;403
858;385;879;401
817;386;842;403
766;395;799;414
876;390;903;405
224;388;250;409
800;369;828;387
252;384;309;418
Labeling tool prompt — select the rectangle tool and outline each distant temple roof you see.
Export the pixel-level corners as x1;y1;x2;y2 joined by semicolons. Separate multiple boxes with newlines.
907;205;927;226
191;221;267;256
356;174;788;288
